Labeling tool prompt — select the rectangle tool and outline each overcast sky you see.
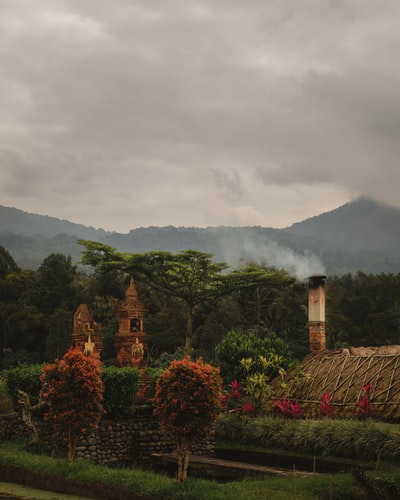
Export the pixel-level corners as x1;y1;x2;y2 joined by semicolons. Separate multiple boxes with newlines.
1;1;399;233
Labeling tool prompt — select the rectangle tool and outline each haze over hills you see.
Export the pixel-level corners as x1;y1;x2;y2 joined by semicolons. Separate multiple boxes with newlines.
1;197;399;278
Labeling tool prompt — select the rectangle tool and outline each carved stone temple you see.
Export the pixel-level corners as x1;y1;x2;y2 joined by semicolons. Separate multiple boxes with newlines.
71;303;103;356
115;278;148;368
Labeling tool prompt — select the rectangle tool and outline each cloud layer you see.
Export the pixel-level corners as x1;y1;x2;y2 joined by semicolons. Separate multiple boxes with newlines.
1;1;399;232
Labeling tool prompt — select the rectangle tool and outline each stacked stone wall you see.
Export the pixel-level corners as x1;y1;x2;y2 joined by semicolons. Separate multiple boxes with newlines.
0;406;214;466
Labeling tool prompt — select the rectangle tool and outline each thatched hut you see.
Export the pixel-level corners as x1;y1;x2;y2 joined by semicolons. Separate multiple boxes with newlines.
271;346;400;421
268;275;400;422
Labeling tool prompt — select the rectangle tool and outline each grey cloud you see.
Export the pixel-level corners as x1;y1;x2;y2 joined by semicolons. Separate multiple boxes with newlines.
1;0;400;232
210;168;245;203
254;163;334;187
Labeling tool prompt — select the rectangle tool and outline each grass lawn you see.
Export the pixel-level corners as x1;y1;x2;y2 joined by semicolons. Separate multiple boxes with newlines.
1;441;400;499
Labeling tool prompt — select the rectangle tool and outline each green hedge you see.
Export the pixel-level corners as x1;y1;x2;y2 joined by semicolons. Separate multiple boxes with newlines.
144;367;164;401
216;413;400;462
102;366;140;419
3;364;141;420
3;364;44;410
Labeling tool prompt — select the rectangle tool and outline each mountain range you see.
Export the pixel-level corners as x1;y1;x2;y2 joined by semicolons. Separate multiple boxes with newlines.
1;197;399;278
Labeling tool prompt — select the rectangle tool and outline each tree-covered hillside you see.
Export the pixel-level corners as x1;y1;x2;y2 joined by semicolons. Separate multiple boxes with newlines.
1;197;400;275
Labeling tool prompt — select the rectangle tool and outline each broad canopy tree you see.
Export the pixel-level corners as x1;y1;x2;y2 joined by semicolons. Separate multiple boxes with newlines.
80;241;288;357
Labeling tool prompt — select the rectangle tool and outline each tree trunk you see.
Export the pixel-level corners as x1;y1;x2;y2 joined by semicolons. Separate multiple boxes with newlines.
176;441;183;482
176;440;190;482
182;442;190;482
67;429;76;465
184;305;193;358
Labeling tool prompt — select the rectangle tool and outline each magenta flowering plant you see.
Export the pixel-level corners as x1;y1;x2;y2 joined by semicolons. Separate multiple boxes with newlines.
219;380;242;412
358;383;373;417
275;398;304;419
230;380;241;400
220;380;257;416
275;398;292;418
289;400;304;419
320;392;335;417
219;380;242;413
242;401;256;416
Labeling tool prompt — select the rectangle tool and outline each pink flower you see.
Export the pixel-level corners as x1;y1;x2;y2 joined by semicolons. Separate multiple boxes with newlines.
289;400;304;419
319;392;335;417
242;402;255;415
230;380;241;400
275;399;292;418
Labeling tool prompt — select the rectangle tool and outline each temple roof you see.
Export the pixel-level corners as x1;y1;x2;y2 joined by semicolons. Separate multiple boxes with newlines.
118;278;147;317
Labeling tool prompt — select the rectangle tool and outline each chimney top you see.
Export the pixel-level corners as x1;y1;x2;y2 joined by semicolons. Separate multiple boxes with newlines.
308;274;327;286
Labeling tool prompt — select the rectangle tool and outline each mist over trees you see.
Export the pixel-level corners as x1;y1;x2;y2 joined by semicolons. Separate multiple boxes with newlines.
2;197;400;275
0;244;400;371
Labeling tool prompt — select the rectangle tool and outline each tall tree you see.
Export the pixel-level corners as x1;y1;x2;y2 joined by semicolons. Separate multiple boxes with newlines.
31;253;78;314
80;242;279;357
0;245;19;279
124;250;229;356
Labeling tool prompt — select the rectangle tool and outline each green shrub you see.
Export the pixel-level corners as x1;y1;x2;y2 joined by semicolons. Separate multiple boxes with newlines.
216;413;400;462
0;376;13;414
102;366;140;419
215;329;291;384
3;364;44;410
144;367;164;401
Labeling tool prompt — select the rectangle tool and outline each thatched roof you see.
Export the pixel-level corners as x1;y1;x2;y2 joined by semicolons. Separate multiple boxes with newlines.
270;346;400;422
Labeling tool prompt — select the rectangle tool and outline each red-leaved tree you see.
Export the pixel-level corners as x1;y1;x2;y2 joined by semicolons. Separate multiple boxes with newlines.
152;357;222;482
40;347;104;464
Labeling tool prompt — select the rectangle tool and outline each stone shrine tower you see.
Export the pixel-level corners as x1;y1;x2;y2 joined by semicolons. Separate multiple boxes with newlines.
115;278;148;368
71;304;103;356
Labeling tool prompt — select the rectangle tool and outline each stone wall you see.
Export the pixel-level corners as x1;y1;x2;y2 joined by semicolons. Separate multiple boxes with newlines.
0;406;214;466
0;413;28;442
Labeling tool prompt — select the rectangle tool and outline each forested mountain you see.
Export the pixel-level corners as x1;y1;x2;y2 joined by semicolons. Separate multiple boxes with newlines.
1;197;400;276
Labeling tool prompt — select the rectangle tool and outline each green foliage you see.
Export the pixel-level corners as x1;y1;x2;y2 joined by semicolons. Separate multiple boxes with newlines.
144;366;166;400
0;245;19;280
216;414;400;462
31;253;78;314
1;304;46;368
0;376;13;414
40;348;104;463
89;295;119;364
215;329;292;383
124;249;230;357
44;307;73;361
101;366;140;419
242;371;272;414
327;272;400;348
3;364;44;410
3;362;140;420
352;466;400;499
